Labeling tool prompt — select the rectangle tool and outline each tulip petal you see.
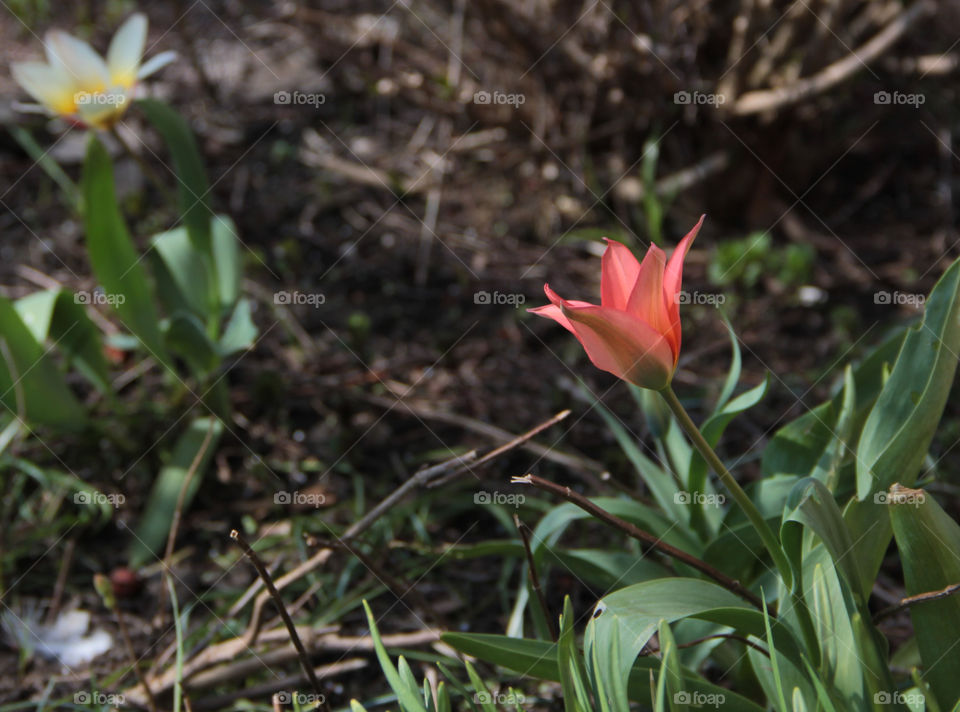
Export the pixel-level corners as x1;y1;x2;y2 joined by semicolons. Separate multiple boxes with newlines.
529;286;596;335
136;50;177;80
107;13;147;87
542;284;673;388
600;239;642;310
627;244;675;355
11;61;77;115
662;215;704;357
45;30;109;94
561;303;674;389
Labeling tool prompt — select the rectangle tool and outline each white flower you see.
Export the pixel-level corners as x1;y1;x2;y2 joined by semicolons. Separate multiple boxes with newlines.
11;13;176;130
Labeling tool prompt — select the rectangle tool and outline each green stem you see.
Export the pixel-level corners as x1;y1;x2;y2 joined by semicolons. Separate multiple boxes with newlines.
659;385;793;587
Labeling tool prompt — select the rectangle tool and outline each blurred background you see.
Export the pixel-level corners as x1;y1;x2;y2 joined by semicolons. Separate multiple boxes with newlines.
1;0;959;704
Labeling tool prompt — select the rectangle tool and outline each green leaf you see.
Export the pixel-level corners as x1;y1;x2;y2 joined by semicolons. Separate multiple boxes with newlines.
888;485;960;707
151;226;211;319
762;330;903;480
686;374;769;534
463;659;496;712
211;215;242;309
362;601;429;712
165;313;220;377
658;620;686;712
136;99;213;256
781;478;866;603
443;631;765;711
0;297;85;429
585;578;772;704
558;597;590;712
808;560;864;704
128;417;222;567
82;135;170;370
14;289;110;393
857;259;960;499
809;366;856;492
218;298;257;356
589;389;687;525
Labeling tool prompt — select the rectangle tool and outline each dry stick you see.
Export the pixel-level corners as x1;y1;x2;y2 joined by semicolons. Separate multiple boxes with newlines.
641;632;768;657
732;0;933;115
230;529;331;711
514;514;557;642
428;409;573;488
873;582;960;623
512;474;765;611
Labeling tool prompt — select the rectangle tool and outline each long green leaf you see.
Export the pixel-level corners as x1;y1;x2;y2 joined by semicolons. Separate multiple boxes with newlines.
0;297;85;429
857;258;960;498
82;135;170;370
128;417;222;567
136;99;213;256
362;601;429;712
442;631;764;711
15;289;111;393
888;485;960;707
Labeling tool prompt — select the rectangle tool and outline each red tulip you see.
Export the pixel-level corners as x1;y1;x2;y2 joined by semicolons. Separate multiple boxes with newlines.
529;216;704;389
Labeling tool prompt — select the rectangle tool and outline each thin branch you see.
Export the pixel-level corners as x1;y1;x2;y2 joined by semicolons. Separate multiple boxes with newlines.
514;513;557;641
873;582;960;623
230;530;330;711
512;474;766;611
641;632;768;657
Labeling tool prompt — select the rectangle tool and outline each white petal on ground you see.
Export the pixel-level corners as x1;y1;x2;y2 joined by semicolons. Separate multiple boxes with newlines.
1;608;112;669
107;13;147;87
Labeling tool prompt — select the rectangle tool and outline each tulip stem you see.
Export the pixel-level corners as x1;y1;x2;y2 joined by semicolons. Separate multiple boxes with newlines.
659;385;792;586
